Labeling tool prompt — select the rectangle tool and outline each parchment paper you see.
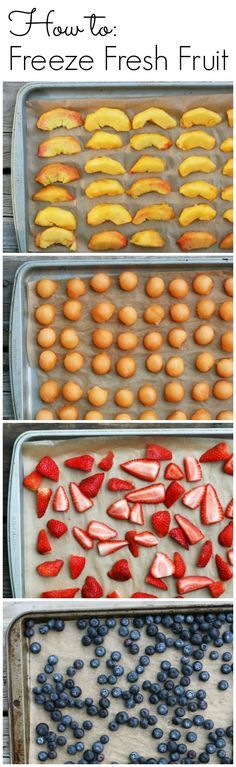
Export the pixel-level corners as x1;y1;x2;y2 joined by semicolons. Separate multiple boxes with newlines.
26;266;233;420
22;435;233;598
26;91;233;253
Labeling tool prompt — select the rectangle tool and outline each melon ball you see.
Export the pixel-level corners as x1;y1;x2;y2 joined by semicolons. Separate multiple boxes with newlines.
37;327;56;348
60;327;79;349
192;274;214;295
35;303;56;325
63;352;84;372
195;352;215;372
35;408;54;420
143;331;163;350
196;298;216;319
115;413;133;421
63;300;82;321
88;386;108;407
118;306;138;326
221;331;233;353
66;277;86;298
144;304;165;325
139;410;158;421
213;380;233;400
39;350;58;372
146;354;163;373
138;385;157;406
216;410;233;420
116;356;136;378
57;405;79;420
169;303;190;323
194;325;215;346
92;329;113;349
168;278;189;298
191;408;212;421
115;388;134;408
216;358;233;378
164;382;185;403
191;382;210;402
145;276;165;298
165;356;184;377
92;300;115;323
219;300;233;321
39;379;60;403
118;272;138;291
90;272;111;292
117;332;138;351
168;410;188;420
168;328;187;348
62;381;83;402
224;276;233;296
36;279;57;298
84;410;104;420
92;352;111;375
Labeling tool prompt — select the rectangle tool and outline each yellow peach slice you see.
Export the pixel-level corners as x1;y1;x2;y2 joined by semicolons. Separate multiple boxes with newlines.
223;209;233;223
227;108;233;127
84;157;125;175
178;156;216;178
177;231;216;251
180;107;222;128
220;232;233;250
221;185;233;202
85;179;124;198
35;206;76;231
32;185;75;203
220;137;233;153
87;204;131;226
35;163;80;186
223;158;233;177
130;133;172;151
179;181;218;201
88;231;127;251
85;131;123;150
132;107;176;130
130;230;165;248
84;107;130;132
36;227;76;251
129;156;165;173
179;204;216;227
132;203;174;225
127;178;171;198
37;107;83;131
38;136;81;158
176;131;216;151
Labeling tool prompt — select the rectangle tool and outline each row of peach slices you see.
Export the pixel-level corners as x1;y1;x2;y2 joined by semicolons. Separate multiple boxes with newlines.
36;105;233;132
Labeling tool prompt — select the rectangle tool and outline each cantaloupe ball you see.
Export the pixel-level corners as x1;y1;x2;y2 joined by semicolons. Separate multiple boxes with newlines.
216;410;233;420
144;304;165;325
213;380;233;400
115;413;133;421
196;298;216;319
92;352;111;375
168;328;187;348
146;353;163;373
143;331;163;351
139;410;158;421
92;329;113;349
66;277;86;298
118;306;138;326
115;388;134;408
221;331;233;352
164;382;185;403
63;300;82;321
117;332;138;351
35;304;56;325
39;379;60;403
224;276;233;296
138;385;158;406
60;327;79;349
145;276;165;298
192;382;210;402
165;356;184;377
192;274;214;295
39;350;58;372
219;300;233;321
88;386;108;406
63;352;84;372
216;358;233;378
116;356;136;378
90;272;111;292
168;410;188;420
36;279;57;298
37;327;56;348
169;303;190;323
168;278;189;298
62;381;83;402
92;301;115;323
84;410;104;420
57;405;79;420
35;408;54;420
194;325;215;346
118;272;138;291
191;408;212;421
195;352;215;372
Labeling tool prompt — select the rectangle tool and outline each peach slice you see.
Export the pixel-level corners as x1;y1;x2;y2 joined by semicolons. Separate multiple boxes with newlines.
179;181;218;201
130;133;172;151
130;156;165;173
84;157;125;175
132;107;176;130
37;107;83;131
84;107;130;132
180;107;222;128
176;130;216;151
179;204;216;227
85;131;123;150
38;136;81;158
35;163;80;186
220;137;233;153
88;231;127;251
36;227;76;251
127;178;171;198
222;158;233;177
220;232;233;250
223;209;233;223
130;230;165;248
132;203;174;225
35;206;76;231
221;185;233;202
85;179;124;198
87;204;131;226
178;156;216;178
177;232;216;251
227;108;233;128
32;185;75;203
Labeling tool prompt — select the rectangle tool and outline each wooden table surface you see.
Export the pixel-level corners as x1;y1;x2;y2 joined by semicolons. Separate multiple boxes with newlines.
3;82;23;253
3;256;31;419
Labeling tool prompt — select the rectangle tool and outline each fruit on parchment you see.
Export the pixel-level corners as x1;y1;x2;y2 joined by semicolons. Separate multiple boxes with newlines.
84;107;130;132
32;185;75;203
222;158;233;177
130;156;165;173
177;232;216;251
227;108;233;127
179;204;216;227
37;107;83;130
178;156;216;177
179;181;218;201
130;230;165;248
180;107;222;128
35;206;76;230
220;233;233;250
176;130;216;151
220;137;233;153
132;203;174;225
85;179;124;198
223;209;233;223
132;107;176;130
38;136;81;158
87;204;131;226
36;227;76;251
35;163;80;186
127;178;171;197
130;133;172;150
221;185;233;202
85;130;123;150
88;231;127;251
84;156;126;175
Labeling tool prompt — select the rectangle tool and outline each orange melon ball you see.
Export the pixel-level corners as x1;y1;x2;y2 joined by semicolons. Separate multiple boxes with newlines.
84;410;104;420
66;277;86;298
145;276;165;298
36;279;57;298
224;276;233;296
138;385;158;406
37;327;56;348
63;299;82;321
169;303;190;323
116;356;136;378
118;306;138;326
194;325;215;346
63;352;84;372
117;332;138;351
168;410;188;420
146;354;163;373
92;300;115;323
35;408;54;420
39;350;58;372
115;413;133;421
144;304;165;325
60;327;79;349
57;405;79;420
92;352;111;375
165;356;184;377
118;272;138;291
39;379;60;403
216;410;233;420
62;381;83;402
87;386;108;407
35;303;56;325
168;278;189;298
221;331;233;352
139;409;158;420
164;382;185;403
216;358;233;378
143;331;163;351
219;300;233;321
192;382;210;402
213;380;233;400
90;272;111;292
195;352;215;372
191;408;212;420
196;298;216;319
192;274;214;295
115;388;134;408
168;328;187;348
92;328;113;349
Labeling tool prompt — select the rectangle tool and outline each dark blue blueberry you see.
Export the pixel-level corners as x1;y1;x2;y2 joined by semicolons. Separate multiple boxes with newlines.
111;687;122;698
222;631;233;643
157;704;168;716
204;719;214;730
90;659;100;668
24;627;35;638
222;652;232;661
67;745;77;755
199;671;210;681
76;619;87;630
97;674;107;685
73;659;84;670
82;636;91;647
221;663;232;674
186;732;197;743
170;729;181;740
30;642;41;654
127;671;138;683
83;720;93;730
106;617;116;628
114;665;124;677
74;728;84;739
115;711;129;724
182;718;192;729
92;742;103;754
44;664;54;674
38;752;48;762
218;680;229;690
206;744;216;754
95;647;106;658
57;736;67;746
109;721;119;731
36;737;45;746
209;651;219;660
152;728;163;739
54;619;65;632
36;724;49;736
129;754;139;763
193;715;204;726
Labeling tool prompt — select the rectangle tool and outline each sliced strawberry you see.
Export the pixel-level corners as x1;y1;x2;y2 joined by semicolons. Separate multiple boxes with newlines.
173;552;186;578
227;549;233;566
36;559;64;577
146;573;168;591
197;540;213;568
121;459;160;482
53;486;69;512
201;484;224;525
177;575;214;594
165;481;185;508
146;443;172;461
218;521;233;548
164;463;184;480
98;540;128;557
65;454;94;471
23;470;42;492
37;530;52;555
81;576;103;598
41;588;79;598
79;473;104;498
108;558;132;581
69;482;93;512
107;590;121;598
69;555;86;580
47;519;68;538
107;498;130;520
200;442;230;463
37;487;52;517
224;455;233;475
182;485;205;510
215;554;233;581
184;456;202;483
125;530;139;558
87;520;117;541
36;456;59;482
133;531;158;547
169;527;189;549
108;477;135;491
129;503;144;525
98;451;114;471
225;499;233;519
150;552;175;579
175;514;204;544
72;526;94;550
208;581;225;598
131;592;158;598
151;510;170;537
126;483;165;504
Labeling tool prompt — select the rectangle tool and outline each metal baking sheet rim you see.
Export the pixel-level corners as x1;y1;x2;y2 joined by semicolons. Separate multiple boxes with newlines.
9;254;233;420
11;80;233;254
7;425;232;599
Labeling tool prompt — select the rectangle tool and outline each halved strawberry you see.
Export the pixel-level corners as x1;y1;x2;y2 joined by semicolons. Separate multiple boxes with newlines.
164;463;184;480
131;592;158;598
169;527;189;549
197;540;212;568
108;559;132;581
36;456;59;482
69;555;86;580
79;473;104;498
146;572;168;591
151;510;170;537
107;590;121;598
81;576;103;598
87;520;117;541
53;486;69;512
133;531;158;547
165;481;185;508
97;540;128;557
65;455;94;471
125;530;139;558
177;575;214;594
225;499;233;518
184;456;202;483
72;526;94;550
129;503;144;525
126;483;165;504
41;588;79;598
224;455;233;475
146;444;172;461
218;521;233;548
23;470;42;492
47;519;68;538
182;485;205;510
215;554;233;581
173;552;186;578
69;483;93;513
208;581;225;598
37;530;52;555
108;478;135;491
201;484;224;525
36;559;64;577
227;550;233;566
98;451;114;471
150;552;175;579
175;514;204;544
200;442;230;462
37;487;52;517
107;498;130;520
120;459;160;482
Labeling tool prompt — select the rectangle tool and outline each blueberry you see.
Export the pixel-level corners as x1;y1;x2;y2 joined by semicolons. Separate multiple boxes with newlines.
90;659;100;668
54;619;65;632
221;663;232;674
73;659;84;670
129;754;139;763
152;728;163;739
186;732;197;743
157;704;168;716
96;647;106;657
106;617;116;628
98;675;107;685
30;642;41;654
57;736;67;746
222;631;233;643
36;724;49;736
83;720;93;730
170;729;181;740
218;680;229;690
67;744;77;755
109;721;119;731
128;717;139;728
204;719;214;730
24;627;35;637
193;715;204;726
111;687;122;698
199;671;210;681
209;651;219;660
92;742;103;754
38;752;48;761
116;711;129;724
127;671;138;683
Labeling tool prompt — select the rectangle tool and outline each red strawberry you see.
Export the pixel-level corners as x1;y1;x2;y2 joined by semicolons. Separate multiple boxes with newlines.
184;456;202;483
146;444;172;461
69;483;93;513
131;592;158;598
81;576;103;598
225;499;233;519
129;503;144;525
165;481;185;508
108;559;132;581
37;530;52;555
133;531;158;547
37;487;52;517
36;456;59;482
69;555;86;579
64;455;94;471
182;485;205;509
169;527;189;549
79;473;104;498
146;573;168;591
177;575;213;594
98;452;114;471
200;442;230;462
98;540;128;557
151;510;170;537
120;459;160;482
227;549;233;566
215;554;233;581
208;581;225;598
173;552;186;578
224;455;233;475
175;514;204;544
41;588;79;598
23;470;42;492
107;499;130;520
150;552;175;579
87;521;117;541
47;519;68;538
107;590;121;598
197;540;213;568
108;478;135;491
201;484;224;525
53;486;69;512
218;521;233;548
126;484;165;504
125;530;139;558
72;526;94;550
164;463;184;480
36;559;64;577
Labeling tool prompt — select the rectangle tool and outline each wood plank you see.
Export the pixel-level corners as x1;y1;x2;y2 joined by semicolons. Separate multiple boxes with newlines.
3;175;13;218
3;134;11;170
3;217;18;252
3;82;23;134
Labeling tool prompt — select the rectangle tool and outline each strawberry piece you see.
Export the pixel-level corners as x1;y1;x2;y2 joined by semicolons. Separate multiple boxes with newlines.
98;451;114;471
197;540;212;568
169;527;189;549
108;478;135;491
208;581;225;598
200;442;230;463
201;484;224;525
107;499;130;520
133;531;158;547
227;550;233;566
215;554;233;581
37;530;52;555
64;455;94;471
69;482;93;513
164;463;184;480
69;555;86;580
173;552;186;578
98;540;128;557
79;473;104;498
224;455;233;475
47;519;68;538
107;590;121;598
120;459;160;482
146;573;168;591
23;470;42;492
175;514;204;545
150;552;175;579
129;503;144;526
72;526;94;550
41;588;79;598
151;510;170;537
87;520;117;541
184;456;202;483
36;559;64;577
218;521;233;548
225;499;233;519
53;486;69;512
126;483;165;504
165;481;185;508
182;485;205;510
177;575;213;594
131;592;158;598
108;559;132;581
81;576;103;598
36;456;59;482
146;443;172;461
37;488;52;517
125;530;139;558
